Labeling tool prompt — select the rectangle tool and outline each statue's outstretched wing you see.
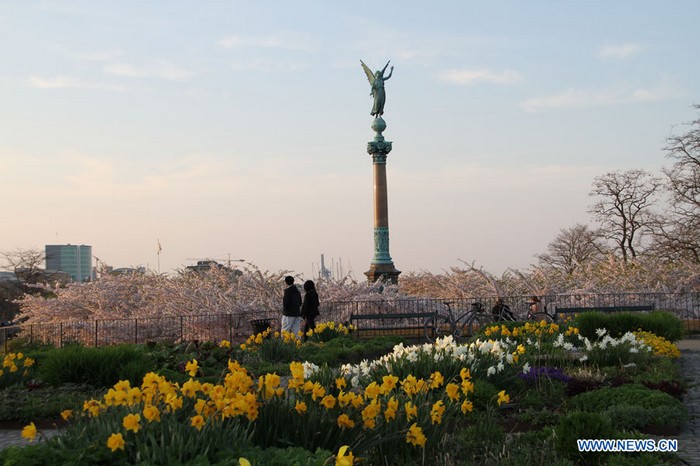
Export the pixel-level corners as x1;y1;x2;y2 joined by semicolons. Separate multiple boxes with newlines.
360;60;375;84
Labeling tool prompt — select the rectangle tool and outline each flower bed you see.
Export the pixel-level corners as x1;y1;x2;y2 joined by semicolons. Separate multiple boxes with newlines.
0;319;688;465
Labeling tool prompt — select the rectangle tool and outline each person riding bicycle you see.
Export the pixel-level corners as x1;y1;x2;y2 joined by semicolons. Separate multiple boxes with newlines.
491;298;514;322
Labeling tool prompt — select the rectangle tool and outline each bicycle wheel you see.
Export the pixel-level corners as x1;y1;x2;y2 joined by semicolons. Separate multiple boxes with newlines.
424;315;453;342
463;313;492;339
528;312;554;324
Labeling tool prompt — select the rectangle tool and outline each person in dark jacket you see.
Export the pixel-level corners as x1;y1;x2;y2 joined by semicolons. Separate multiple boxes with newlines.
282;276;302;334
301;280;320;341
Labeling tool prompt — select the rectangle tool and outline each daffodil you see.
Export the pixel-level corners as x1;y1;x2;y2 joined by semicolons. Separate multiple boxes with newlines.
337;413;355;429
107;432;125;452
497;390;510;406
191;414;205;431
461;399;473;414
406;423;426;447
336;445;354;466
185;359;199;377
321;394;337;409
123;413;141;433
21;422;37;442
294;401;307;414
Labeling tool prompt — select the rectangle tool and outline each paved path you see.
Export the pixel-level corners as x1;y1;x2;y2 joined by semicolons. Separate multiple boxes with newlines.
676;339;700;465
2;340;700;463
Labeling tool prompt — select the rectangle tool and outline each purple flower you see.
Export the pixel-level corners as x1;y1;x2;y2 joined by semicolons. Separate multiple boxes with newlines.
518;366;571;384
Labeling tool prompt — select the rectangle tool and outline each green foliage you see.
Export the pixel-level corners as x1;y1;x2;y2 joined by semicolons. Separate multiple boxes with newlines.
0;384;102;422
604;403;687;430
471;379;499;411
448;407;504;464
297;336;401;367
231;446;333;466
566;384;687;430
630;357;682;384
514;407;561;428
575;311;684;342
567;383;683;412
555;411;619;464
494;428;576;466
258;337;299;363
37;344;155;388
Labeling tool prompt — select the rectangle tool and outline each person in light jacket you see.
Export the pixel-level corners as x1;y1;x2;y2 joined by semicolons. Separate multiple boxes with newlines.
282;276;302;335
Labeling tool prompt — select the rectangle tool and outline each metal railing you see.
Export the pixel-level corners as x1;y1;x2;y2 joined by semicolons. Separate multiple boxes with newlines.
2;292;699;352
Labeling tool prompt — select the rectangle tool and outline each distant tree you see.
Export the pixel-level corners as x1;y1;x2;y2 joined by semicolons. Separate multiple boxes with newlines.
0;248;46;284
589;170;662;263
536;223;607;274
651;105;700;262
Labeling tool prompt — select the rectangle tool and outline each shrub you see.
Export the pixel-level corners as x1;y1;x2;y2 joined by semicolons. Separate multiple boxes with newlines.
37;344;154;388
575;311;683;342
566;384;687;430
566;383;684;412
448;407;504;463
555;411;619;464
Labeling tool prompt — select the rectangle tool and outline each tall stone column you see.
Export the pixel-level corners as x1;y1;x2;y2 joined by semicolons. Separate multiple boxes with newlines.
364;117;401;284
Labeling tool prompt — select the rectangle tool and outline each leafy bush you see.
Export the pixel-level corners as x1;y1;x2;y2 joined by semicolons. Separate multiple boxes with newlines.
0;384;102;422
566;383;684;412
566;384;687;430
555;411;619;464
605;403;687;430
37;344;155;388
575;311;683;342
448;407;504;463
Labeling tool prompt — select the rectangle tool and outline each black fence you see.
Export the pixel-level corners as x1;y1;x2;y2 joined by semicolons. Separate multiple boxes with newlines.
2;292;699;352
320;293;700;332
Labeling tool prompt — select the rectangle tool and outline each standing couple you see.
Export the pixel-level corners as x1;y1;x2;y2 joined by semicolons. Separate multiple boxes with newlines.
282;276;319;341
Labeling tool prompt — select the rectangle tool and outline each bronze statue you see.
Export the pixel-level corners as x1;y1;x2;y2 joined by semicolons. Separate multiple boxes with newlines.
361;60;393;118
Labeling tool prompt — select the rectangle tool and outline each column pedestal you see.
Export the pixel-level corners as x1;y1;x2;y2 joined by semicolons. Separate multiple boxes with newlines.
365;117;400;285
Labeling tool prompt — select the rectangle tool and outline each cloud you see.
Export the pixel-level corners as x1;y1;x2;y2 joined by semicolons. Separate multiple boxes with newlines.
218;34;312;51
228;58;307;73
28;75;125;91
104;61;197;81
436;68;521;85
521;85;676;112
598;43;646;59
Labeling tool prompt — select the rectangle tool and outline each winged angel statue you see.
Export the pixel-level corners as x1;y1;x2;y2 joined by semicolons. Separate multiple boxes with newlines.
361;60;394;118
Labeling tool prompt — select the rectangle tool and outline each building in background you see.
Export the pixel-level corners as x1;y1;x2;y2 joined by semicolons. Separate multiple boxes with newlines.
45;244;92;282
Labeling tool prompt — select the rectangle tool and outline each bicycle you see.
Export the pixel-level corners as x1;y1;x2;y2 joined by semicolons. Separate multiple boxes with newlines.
491;299;555;325
424;301;492;342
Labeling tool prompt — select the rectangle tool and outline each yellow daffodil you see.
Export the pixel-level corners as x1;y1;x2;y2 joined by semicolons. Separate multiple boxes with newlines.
336;445;354;466
21;422;37;442
60;409;73;421
446;383;460;401
106;432;125;452
429;371;444;389
294;401;307;414
143;405;161;422
497;390;510;406
239;459;251;466
406;423;426;447
430;400;445;425
321;394;337;409
337;413;355;429
461;399;474;414
185;359;199;377
405;401;418;421
123;413;141;433
191;414;205;431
